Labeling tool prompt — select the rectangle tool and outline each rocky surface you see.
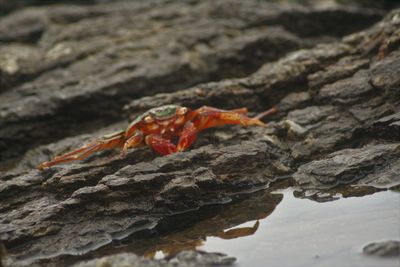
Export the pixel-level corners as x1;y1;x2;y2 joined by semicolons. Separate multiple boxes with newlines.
0;0;384;167
293;143;400;189
363;240;400;257
0;1;400;267
2;250;236;267
72;251;236;267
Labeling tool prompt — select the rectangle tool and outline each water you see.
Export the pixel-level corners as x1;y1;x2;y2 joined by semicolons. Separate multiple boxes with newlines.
200;189;400;267
25;186;400;267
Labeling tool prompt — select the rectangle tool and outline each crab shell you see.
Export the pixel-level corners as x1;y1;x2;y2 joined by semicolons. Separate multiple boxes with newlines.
125;105;191;138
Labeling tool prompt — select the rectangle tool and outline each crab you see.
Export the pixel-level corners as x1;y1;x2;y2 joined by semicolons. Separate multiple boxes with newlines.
38;105;277;170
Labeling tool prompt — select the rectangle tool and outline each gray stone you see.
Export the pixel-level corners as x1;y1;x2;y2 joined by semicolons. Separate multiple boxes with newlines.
293;143;400;189
71;251;235;267
0;2;399;267
363;240;400;257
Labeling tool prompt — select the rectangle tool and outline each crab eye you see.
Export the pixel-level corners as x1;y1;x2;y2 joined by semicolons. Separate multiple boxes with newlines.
144;115;154;123
177;107;188;115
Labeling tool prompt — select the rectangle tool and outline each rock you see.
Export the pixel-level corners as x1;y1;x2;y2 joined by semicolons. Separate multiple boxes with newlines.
308;56;369;92
293;143;400;189
0;2;400;267
363;240;400;257
0;0;306;166
355;111;400;141
71;251;235;267
0;139;290;264
316;70;374;105
0;0;384;168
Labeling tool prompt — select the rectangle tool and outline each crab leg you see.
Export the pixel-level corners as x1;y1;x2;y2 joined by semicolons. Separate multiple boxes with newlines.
177;106;272;152
145;121;198;155
145;134;177;155
177;121;197;152
38;130;126;170
121;130;144;156
192;106;266;130
145;106;270;155
255;106;278;119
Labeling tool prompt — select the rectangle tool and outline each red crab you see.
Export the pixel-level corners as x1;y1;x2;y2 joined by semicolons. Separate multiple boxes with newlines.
38;105;277;170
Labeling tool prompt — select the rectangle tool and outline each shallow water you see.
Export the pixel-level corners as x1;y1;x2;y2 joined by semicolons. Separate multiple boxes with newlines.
31;186;400;267
200;188;400;267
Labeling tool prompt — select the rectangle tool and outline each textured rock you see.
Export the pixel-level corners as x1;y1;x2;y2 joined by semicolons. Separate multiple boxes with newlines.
71;251;235;267
0;0;384;168
0;138;290;266
293;143;400;189
363;240;400;257
0;1;400;267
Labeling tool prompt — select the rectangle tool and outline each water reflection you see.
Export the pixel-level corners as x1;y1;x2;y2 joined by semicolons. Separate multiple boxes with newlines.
143;220;260;259
216;220;259;240
144;221;261;259
86;189;283;260
293;185;385;202
203;188;400;267
141;191;282;259
26;182;400;267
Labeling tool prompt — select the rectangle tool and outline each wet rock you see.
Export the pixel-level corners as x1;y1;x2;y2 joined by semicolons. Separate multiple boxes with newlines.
0;2;400;267
278;91;312;112
293;143;400;189
316;69;375;105
72;251;235;267
0;0;305;165
308;56;369;92
363;240;400;257
0;139;291;264
369;53;400;93
0;1;385;167
98;190;282;258
356;111;400;141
